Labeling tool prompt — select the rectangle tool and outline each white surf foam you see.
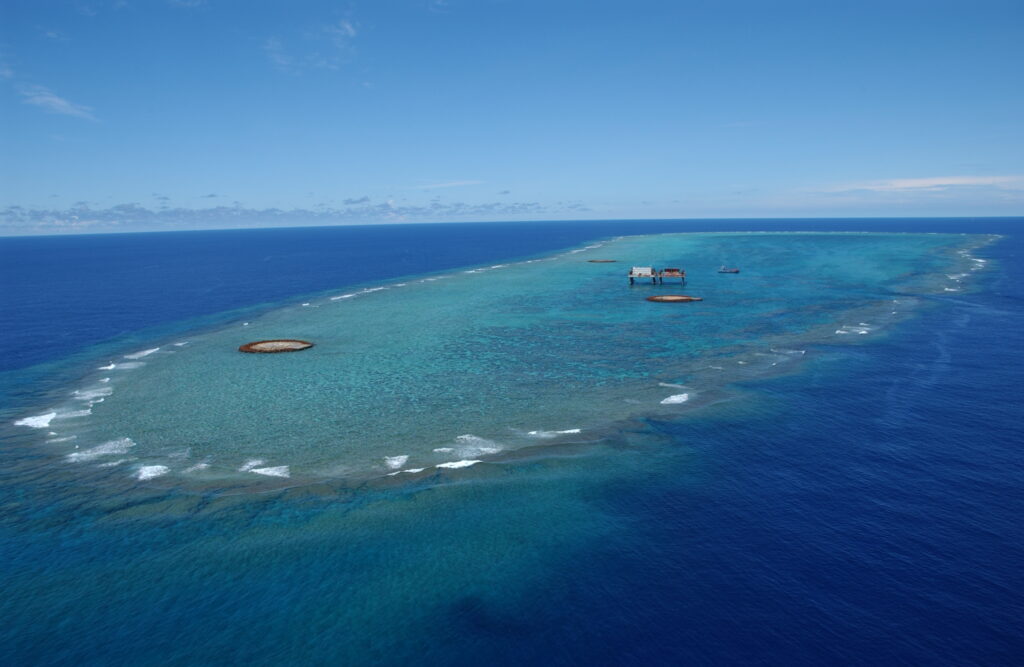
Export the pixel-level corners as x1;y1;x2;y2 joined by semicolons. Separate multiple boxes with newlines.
436;460;482;469
433;447;454;453
526;428;582;438
658;382;687;389
47;435;78;443
331;294;357;300
173;341;189;346
387;467;426;476
98;458;129;468
135;465;170;480
14;412;57;428
660;393;690;404
453;434;502;456
184;462;210;473
66;437;135;462
73;386;113;401
98;377;111;383
56;408;92;420
384;455;409;470
252;466;290;478
98;363;116;371
124;348;160;360
238;459;265;472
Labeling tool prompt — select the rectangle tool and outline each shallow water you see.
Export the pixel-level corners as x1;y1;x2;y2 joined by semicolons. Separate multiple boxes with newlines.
7;231;987;487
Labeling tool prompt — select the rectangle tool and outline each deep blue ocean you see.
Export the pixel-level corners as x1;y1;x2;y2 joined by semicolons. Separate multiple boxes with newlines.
1;218;1022;665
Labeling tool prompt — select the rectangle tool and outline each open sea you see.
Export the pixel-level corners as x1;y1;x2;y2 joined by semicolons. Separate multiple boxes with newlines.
1;218;1022;665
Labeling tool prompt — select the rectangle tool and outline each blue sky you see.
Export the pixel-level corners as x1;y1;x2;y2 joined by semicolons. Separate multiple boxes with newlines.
1;0;1021;234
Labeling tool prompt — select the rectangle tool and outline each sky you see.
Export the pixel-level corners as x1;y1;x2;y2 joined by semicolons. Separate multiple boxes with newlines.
0;0;1022;234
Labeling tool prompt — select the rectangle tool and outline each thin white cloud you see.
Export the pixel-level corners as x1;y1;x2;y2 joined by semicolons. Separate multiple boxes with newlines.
824;175;1024;193
325;19;357;41
17;84;96;120
263;37;293;71
413;180;483;190
266;16;359;73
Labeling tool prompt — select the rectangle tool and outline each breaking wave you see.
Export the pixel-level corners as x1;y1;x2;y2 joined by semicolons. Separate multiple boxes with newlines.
453;434;502;456
252;466;290;478
436;460;482;469
66;438;136;463
124;347;160;360
238;459;265;472
135;465;169;480
526;428;582;438
14;412;57;428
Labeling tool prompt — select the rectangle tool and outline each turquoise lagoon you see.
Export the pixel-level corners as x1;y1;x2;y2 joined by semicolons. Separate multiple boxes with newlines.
10;231;989;489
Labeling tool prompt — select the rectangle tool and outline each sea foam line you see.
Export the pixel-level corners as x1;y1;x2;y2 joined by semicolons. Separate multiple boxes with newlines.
135;465;170;480
331;286;388;301
252;466;290;478
436;460;482;469
124;347;160;360
526;428;582;438
67;437;136;463
14;412;57;428
453;434;502;456
238;459;265;472
73;386;113;401
55;408;92;420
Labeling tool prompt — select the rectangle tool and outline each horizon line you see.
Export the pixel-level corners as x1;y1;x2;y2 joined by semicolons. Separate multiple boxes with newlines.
1;215;1021;239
